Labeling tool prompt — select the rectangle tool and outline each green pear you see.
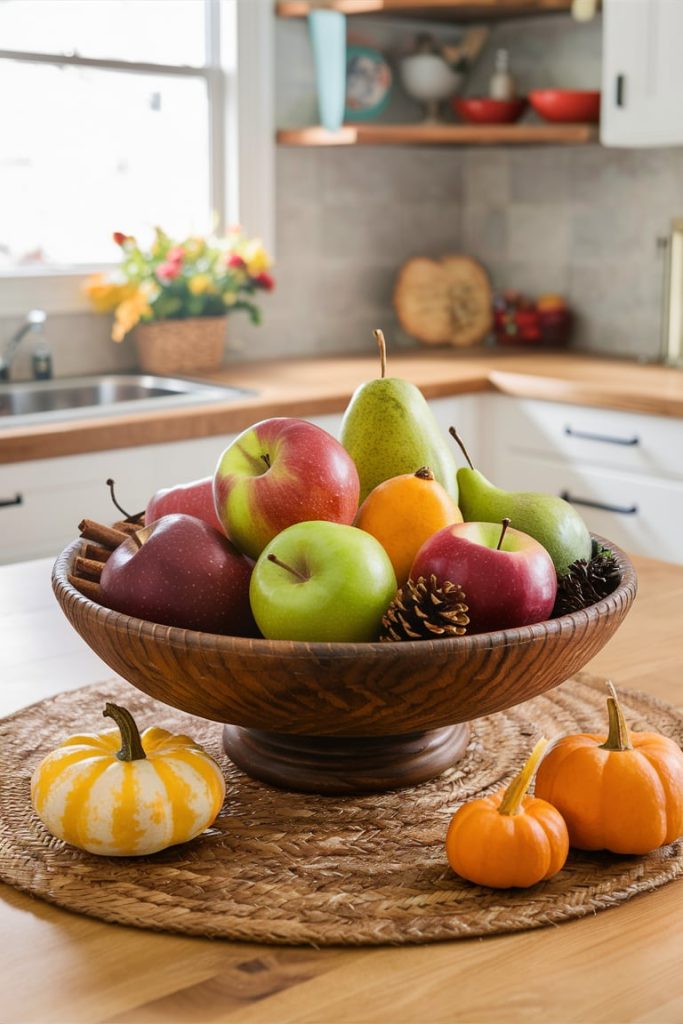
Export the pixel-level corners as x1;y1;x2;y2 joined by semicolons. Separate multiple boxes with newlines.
340;330;458;504
450;428;592;575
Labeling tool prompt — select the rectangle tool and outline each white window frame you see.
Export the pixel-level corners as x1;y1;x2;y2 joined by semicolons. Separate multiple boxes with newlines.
0;0;274;317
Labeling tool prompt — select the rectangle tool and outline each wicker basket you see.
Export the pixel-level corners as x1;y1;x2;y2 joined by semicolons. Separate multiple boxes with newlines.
134;316;227;375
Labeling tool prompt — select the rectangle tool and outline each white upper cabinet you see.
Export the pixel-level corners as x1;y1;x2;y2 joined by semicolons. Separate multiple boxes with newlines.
601;0;683;147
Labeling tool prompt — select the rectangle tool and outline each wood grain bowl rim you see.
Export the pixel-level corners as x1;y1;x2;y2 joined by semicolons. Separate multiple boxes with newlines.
52;534;637;661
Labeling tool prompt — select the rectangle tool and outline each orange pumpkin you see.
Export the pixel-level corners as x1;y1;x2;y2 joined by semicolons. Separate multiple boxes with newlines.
446;738;569;888
535;682;683;854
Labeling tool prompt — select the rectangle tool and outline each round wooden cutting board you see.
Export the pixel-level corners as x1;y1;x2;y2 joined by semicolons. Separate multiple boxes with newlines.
394;255;493;347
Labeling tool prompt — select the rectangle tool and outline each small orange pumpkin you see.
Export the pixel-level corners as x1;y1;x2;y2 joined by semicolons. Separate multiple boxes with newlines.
535;682;683;855
445;738;569;888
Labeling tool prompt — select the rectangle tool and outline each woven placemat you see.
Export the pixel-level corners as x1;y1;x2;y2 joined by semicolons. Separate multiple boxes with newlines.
0;674;681;946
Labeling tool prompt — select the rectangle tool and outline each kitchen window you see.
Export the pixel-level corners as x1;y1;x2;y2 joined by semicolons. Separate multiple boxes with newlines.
0;0;273;315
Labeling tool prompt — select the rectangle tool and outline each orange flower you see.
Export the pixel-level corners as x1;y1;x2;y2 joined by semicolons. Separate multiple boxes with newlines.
84;274;135;313
111;288;152;343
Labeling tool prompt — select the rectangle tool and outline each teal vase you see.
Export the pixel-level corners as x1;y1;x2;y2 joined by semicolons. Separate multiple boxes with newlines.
308;10;347;132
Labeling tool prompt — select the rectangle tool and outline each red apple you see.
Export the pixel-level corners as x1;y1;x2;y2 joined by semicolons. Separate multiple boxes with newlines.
145;477;224;534
100;513;258;636
214;417;360;559
411;520;557;635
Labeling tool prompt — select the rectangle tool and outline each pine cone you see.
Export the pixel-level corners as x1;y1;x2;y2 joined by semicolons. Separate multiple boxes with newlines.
553;549;621;617
380;575;469;642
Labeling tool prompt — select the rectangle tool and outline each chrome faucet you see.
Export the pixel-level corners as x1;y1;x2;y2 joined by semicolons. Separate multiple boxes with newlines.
0;309;47;381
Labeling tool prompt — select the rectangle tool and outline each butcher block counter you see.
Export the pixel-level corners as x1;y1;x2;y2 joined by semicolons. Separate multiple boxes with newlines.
2;350;683;464
0;552;682;1023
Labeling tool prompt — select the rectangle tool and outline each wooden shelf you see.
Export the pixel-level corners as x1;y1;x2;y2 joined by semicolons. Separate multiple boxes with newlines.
277;122;598;146
276;0;573;21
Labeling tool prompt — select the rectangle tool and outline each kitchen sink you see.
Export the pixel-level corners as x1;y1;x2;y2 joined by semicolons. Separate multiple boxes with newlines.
0;373;254;427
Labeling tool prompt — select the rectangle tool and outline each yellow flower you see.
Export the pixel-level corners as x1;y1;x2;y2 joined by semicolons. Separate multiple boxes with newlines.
111;289;152;343
184;237;207;260
188;273;213;296
222;291;237;306
84;274;135;313
241;239;270;278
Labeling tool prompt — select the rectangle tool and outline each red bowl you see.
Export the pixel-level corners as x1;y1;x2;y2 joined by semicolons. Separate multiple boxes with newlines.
529;89;601;124
452;97;527;124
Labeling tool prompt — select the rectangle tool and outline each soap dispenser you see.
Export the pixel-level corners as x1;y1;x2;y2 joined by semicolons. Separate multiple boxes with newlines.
30;320;53;380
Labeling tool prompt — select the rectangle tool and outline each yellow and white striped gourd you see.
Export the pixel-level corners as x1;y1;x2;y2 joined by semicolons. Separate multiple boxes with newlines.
31;703;226;856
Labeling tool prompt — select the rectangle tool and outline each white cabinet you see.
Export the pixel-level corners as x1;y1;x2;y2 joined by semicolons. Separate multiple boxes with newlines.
601;0;683;147
487;396;683;564
0;434;233;565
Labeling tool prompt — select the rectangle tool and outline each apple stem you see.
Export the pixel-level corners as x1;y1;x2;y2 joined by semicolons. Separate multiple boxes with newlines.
267;552;309;583
448;427;474;470
415;466;434;480
106;478;144;524
373;329;387;379
496;517;512;550
130;530;144;549
261;453;271;470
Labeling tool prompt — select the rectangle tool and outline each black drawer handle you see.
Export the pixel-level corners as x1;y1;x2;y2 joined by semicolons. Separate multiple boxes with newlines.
564;425;639;446
560;491;638;516
0;493;22;508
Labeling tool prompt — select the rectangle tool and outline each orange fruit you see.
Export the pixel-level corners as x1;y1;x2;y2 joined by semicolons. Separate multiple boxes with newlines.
355;467;463;585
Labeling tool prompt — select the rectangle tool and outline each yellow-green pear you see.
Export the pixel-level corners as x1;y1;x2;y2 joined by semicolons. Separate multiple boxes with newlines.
340;331;458;504
450;428;592;576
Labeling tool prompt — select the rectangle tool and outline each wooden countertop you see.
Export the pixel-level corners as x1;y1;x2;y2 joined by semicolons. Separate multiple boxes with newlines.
2;350;683;465
1;554;682;1022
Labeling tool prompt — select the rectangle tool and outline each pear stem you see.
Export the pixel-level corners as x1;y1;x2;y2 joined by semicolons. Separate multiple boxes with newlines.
267;553;309;583
600;681;633;751
448;427;474;470
498;737;549;816
414;466;434;480
496;518;512;550
373;329;387;379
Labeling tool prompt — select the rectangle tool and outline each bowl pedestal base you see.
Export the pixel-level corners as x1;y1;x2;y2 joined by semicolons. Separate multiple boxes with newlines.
222;723;471;795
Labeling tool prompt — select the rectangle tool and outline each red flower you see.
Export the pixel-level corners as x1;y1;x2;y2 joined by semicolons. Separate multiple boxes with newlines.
167;246;185;265
226;254;246;269
255;271;275;291
112;232;128;246
157;261;181;282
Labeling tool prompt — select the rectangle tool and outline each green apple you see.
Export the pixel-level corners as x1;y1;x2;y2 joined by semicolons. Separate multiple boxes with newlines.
249;521;397;643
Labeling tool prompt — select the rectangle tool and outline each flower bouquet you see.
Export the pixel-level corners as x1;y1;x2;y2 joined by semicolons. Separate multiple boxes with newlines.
86;227;274;373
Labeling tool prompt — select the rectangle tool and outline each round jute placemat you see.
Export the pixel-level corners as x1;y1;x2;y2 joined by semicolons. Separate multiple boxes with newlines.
0;673;681;946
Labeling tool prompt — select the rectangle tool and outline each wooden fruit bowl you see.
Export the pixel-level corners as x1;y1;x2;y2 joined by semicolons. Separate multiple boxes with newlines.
52;536;637;795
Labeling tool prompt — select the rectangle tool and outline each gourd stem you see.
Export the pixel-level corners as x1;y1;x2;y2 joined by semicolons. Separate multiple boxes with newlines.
103;703;147;762
498;737;549;816
600;681;633;751
373;329;387;379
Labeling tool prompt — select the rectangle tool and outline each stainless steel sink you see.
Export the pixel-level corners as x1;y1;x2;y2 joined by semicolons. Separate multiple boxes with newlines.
0;373;254;427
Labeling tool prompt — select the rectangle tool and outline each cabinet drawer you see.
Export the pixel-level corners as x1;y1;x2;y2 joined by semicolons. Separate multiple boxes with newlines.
0;435;233;565
492;397;683;481
491;452;683;565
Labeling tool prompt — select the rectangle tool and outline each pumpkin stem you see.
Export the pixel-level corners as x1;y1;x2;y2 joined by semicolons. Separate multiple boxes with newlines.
600;681;633;751
498;737;549;816
103;703;147;762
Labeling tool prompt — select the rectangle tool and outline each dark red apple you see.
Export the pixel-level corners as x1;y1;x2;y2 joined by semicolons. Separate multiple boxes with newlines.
214;417;361;559
145;477;224;534
100;513;258;636
411;521;557;635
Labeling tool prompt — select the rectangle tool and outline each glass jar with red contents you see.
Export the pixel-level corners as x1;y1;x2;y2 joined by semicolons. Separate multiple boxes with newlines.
493;291;572;346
